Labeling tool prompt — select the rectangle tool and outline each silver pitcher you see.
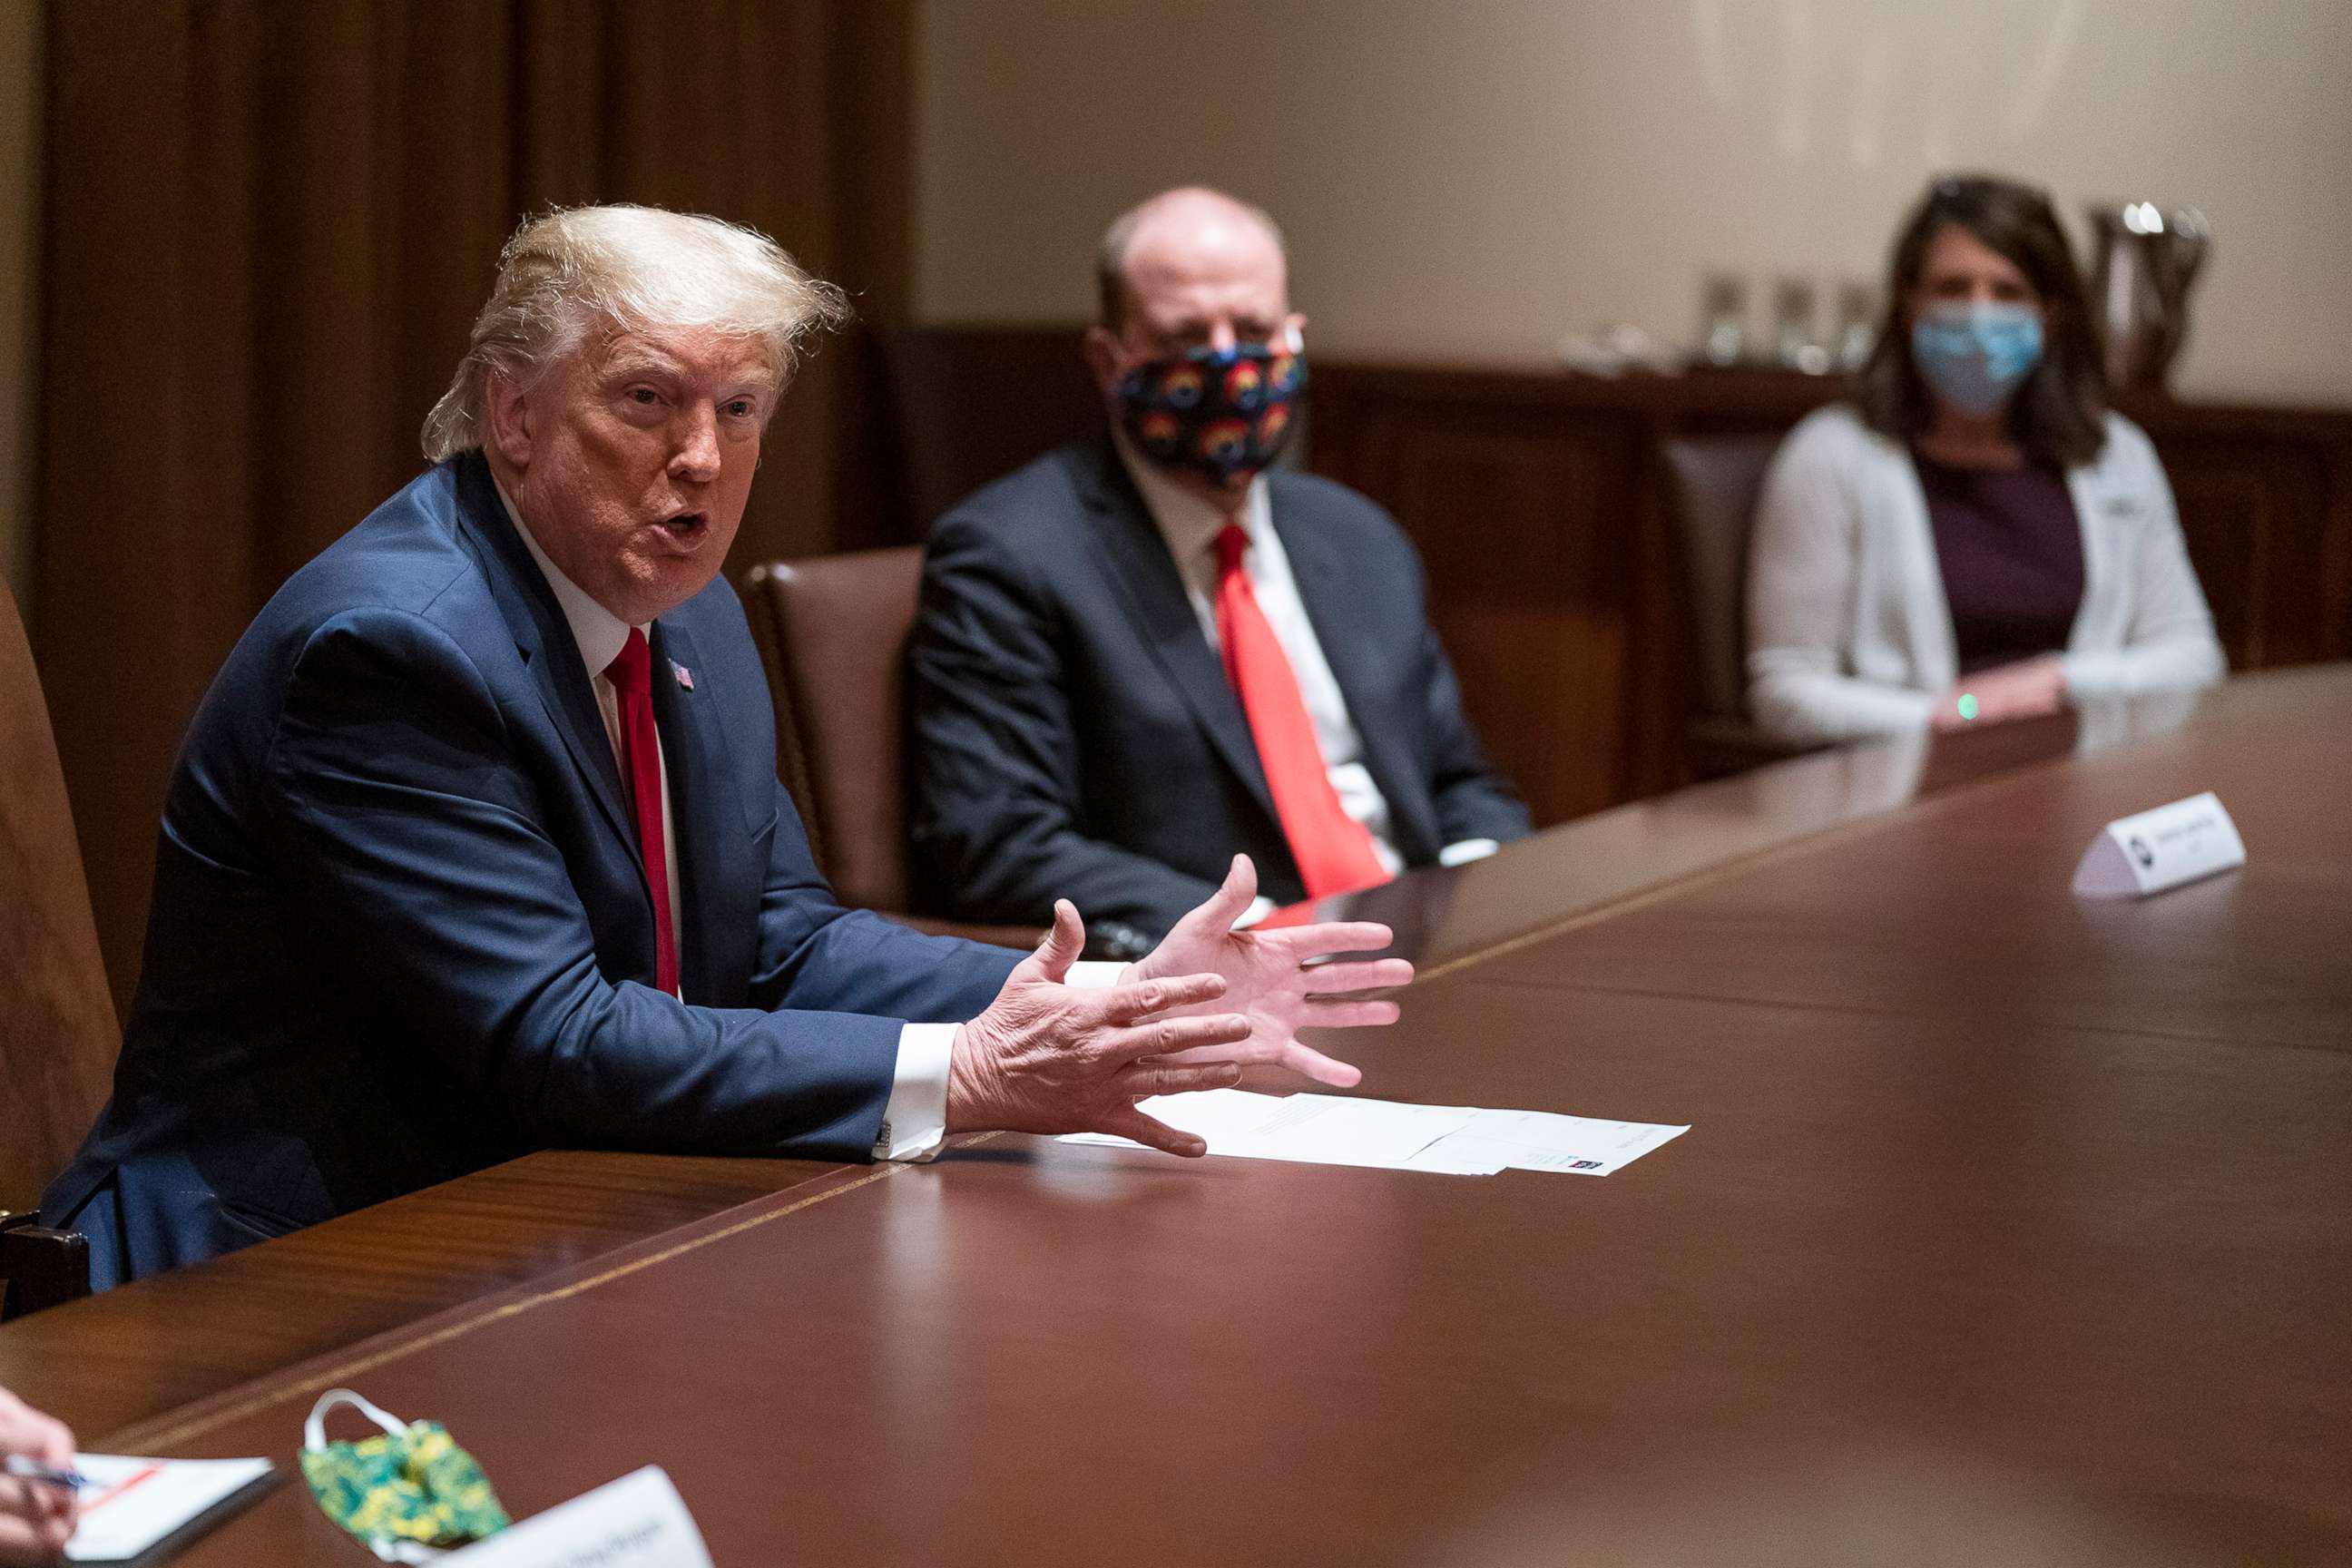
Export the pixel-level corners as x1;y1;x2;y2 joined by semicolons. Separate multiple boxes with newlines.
2085;202;2210;393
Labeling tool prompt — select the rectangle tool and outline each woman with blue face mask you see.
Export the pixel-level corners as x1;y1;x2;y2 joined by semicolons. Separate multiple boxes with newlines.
1743;175;2224;747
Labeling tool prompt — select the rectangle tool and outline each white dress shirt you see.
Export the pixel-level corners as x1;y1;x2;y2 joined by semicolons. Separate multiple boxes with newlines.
497;487;1117;1162
1113;437;1497;920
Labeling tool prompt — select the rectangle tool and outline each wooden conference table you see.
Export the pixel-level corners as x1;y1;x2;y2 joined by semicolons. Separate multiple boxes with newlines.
4;668;2348;1563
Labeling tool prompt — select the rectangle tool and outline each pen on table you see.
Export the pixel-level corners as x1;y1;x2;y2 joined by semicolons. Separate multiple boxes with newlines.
3;1455;92;1491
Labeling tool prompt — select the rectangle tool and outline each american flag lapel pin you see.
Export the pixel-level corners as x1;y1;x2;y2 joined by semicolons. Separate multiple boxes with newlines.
671;661;694;691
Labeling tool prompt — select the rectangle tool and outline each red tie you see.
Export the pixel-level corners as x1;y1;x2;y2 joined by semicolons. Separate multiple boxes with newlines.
1213;524;1389;899
603;629;680;996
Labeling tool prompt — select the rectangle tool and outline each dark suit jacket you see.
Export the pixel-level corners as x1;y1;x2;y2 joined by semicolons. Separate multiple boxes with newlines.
910;436;1529;938
42;452;1019;1289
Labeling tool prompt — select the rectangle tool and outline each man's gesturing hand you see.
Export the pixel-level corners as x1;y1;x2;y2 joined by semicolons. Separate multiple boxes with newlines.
946;900;1250;1156
0;1385;77;1568
1125;855;1415;1089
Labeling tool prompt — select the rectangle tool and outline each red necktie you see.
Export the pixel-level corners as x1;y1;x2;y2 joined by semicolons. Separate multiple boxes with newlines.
603;629;680;996
1213;524;1389;899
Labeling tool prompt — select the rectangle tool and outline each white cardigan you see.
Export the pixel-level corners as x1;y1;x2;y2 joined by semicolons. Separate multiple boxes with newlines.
1745;405;2225;746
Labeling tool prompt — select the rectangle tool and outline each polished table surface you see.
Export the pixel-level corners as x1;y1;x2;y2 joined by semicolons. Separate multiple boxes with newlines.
0;1152;840;1439
6;668;2349;1563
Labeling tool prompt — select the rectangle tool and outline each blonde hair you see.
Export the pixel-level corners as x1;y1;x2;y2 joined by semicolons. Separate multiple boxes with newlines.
421;204;852;460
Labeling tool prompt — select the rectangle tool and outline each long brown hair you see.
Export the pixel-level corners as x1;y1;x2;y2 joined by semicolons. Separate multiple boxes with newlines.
1852;174;2108;467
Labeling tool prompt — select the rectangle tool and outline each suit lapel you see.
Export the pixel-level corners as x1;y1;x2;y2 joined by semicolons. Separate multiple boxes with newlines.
449;454;638;858
1072;441;1278;826
1270;475;1440;862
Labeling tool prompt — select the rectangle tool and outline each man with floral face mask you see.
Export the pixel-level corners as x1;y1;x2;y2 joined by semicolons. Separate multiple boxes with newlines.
911;187;1529;942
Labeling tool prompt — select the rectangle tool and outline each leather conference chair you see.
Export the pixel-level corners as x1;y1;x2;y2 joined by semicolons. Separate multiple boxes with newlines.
1656;433;1817;778
0;583;114;1319
741;549;1043;950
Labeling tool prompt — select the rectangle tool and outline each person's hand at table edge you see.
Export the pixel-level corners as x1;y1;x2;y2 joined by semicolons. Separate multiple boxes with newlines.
0;1385;79;1568
1933;652;2068;731
946;900;1250;1156
1119;854;1413;1090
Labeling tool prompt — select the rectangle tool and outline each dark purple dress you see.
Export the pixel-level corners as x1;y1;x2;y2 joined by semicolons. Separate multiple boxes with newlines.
1912;451;2085;673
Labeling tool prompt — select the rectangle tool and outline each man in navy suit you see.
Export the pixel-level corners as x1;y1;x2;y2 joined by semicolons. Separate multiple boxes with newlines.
911;188;1529;943
41;205;1410;1289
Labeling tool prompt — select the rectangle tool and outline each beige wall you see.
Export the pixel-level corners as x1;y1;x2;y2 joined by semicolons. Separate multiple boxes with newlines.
0;0;39;611
915;0;2352;405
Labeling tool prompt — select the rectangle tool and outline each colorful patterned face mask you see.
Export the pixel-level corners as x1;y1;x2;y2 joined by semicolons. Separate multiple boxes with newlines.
1117;331;1307;483
299;1389;511;1563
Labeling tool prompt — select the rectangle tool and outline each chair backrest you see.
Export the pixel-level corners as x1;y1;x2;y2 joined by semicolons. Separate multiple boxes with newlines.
1658;433;1782;724
741;548;924;915
0;583;119;1213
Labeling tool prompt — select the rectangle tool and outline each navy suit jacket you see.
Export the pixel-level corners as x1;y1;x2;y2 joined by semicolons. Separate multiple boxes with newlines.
43;452;1019;1289
909;436;1529;938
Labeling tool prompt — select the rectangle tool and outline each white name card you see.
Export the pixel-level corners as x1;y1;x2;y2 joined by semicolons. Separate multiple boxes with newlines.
2072;790;2246;899
446;1467;710;1568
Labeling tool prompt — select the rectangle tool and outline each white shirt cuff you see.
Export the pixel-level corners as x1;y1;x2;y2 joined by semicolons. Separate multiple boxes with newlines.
1438;838;1501;868
877;1022;958;1162
1065;960;1125;989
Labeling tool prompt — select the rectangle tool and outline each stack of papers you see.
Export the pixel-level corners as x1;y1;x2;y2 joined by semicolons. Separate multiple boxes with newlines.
1061;1089;1687;1176
66;1454;274;1563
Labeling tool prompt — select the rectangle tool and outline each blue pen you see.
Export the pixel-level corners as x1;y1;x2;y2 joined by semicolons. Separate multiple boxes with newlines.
3;1455;92;1491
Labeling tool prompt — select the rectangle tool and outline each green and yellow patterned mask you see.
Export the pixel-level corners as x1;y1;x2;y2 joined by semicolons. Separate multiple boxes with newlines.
299;1389;510;1563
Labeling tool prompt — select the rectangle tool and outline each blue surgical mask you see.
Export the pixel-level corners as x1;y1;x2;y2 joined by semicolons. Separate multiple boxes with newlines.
1911;301;2043;416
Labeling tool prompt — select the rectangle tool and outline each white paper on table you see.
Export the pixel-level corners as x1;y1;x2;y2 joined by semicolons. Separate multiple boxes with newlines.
446;1467;710;1567
1062;1088;1480;1169
1407;1107;1690;1176
64;1454;274;1562
1060;1089;1687;1177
